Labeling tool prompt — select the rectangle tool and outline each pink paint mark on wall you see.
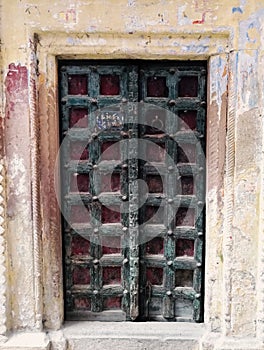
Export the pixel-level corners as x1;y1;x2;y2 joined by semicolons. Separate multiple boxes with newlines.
5;63;29;217
194;0;209;12
193;12;206;24
193;0;214;25
58;8;76;23
5;64;28;115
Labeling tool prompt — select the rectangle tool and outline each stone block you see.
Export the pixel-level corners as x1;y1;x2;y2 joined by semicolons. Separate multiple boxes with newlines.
0;332;50;350
63;321;204;350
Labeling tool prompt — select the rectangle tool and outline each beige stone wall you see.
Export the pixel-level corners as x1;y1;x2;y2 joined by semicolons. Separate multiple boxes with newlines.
0;0;264;348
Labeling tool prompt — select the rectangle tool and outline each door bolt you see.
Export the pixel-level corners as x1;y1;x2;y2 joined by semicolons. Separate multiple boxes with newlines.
168;99;176;106
123;258;129;265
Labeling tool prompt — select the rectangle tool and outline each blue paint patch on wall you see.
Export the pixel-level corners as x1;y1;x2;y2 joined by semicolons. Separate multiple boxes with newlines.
238;9;264;49
232;7;243;14
246;22;257;43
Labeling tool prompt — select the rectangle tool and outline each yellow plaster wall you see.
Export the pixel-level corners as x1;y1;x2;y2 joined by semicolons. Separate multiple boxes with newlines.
0;0;264;341
1;0;263;64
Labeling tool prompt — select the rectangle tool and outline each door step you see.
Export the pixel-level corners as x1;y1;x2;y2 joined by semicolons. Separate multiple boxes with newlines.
61;321;205;350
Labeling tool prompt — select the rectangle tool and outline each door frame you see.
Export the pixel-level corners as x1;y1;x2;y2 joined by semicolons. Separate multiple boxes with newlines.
33;30;230;333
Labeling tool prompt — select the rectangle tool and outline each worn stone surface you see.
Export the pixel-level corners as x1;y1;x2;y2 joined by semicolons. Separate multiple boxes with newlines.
0;332;50;350
63;321;204;350
48;330;67;350
214;337;264;350
205;53;228;332
67;338;199;350
4;63;35;331
0;160;7;336
256;45;264;341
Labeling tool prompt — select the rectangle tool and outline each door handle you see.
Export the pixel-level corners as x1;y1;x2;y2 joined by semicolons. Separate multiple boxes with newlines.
168;99;176;106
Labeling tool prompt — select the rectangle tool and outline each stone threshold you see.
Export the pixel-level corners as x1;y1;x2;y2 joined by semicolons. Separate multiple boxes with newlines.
1;322;264;350
56;321;205;350
0;322;205;350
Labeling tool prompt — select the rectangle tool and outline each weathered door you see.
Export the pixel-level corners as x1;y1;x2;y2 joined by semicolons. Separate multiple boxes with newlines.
59;61;206;322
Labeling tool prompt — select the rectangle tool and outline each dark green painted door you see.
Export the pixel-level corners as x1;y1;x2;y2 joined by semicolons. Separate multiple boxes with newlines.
59;60;206;322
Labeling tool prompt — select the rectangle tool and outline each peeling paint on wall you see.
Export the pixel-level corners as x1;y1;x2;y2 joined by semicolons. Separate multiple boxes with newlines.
4;61;36;330
5;63;29;212
177;5;192;25
5;64;28;115
237;51;258;109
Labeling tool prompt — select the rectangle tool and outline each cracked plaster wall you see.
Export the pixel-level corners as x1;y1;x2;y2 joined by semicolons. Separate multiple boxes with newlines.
0;0;263;347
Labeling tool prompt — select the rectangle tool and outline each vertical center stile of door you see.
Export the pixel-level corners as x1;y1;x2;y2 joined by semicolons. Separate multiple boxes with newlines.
127;67;140;320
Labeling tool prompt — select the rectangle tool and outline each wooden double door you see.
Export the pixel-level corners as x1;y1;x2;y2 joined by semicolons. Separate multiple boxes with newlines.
59;60;206;322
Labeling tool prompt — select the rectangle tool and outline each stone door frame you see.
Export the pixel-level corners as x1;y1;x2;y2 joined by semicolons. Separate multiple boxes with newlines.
19;30;232;334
